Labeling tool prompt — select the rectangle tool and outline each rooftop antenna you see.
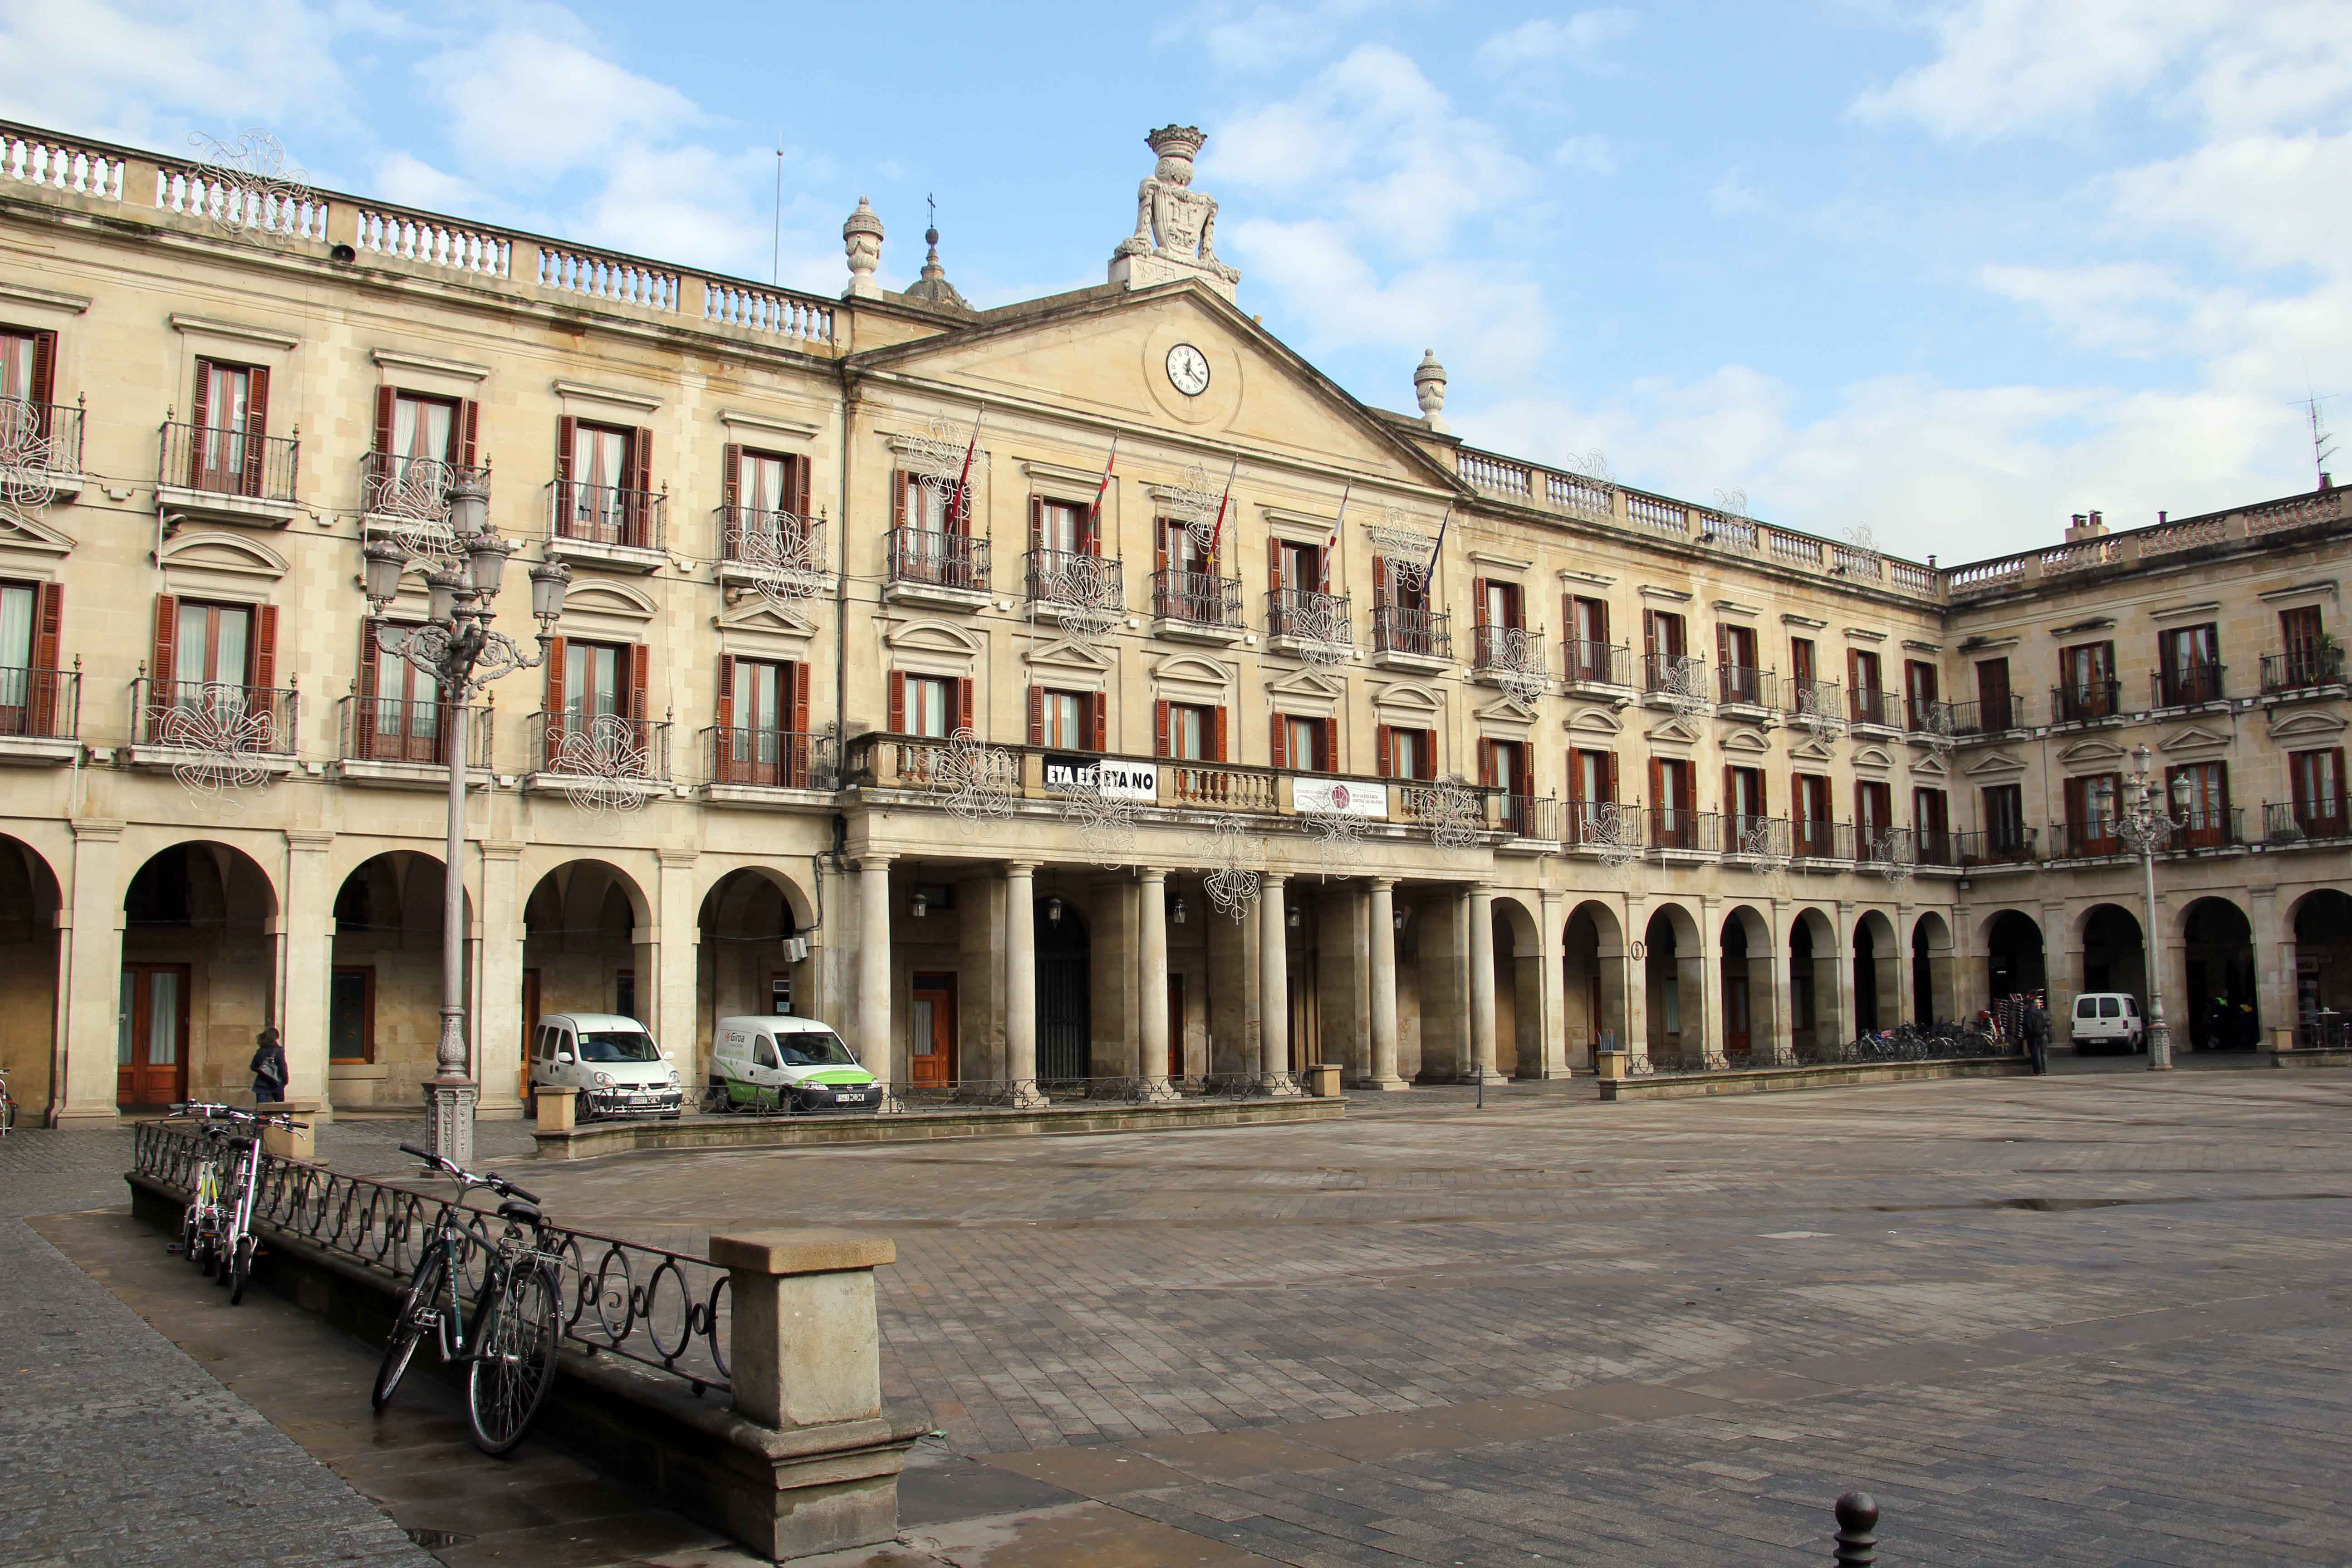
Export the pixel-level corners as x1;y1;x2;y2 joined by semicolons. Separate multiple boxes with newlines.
2306;387;2337;489
772;139;784;286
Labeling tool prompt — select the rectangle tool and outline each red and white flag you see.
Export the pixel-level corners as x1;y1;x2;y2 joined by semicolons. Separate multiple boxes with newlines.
1206;455;1241;561
1083;434;1119;539
1321;482;1350;593
944;406;985;526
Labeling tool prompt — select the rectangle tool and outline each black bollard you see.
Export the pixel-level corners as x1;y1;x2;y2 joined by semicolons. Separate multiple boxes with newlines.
1833;1492;1878;1566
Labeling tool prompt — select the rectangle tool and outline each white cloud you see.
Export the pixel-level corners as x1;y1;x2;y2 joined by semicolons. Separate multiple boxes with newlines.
2108;131;2352;270
1474;10;1636;74
1551;135;1617;176
1979;261;2191;356
371;150;483;213
419;26;703;184
1181;0;1398;74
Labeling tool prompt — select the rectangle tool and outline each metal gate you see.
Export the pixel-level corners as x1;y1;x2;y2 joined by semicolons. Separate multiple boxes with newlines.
1036;905;1091;1080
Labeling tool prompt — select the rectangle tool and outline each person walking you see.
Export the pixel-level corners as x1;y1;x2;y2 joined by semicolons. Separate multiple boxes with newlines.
2023;993;2050;1076
250;1027;289;1106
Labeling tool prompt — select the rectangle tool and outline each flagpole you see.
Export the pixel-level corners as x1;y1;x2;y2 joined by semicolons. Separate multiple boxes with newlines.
1323;482;1350;593
1206;455;1241;564
1083;434;1119;539
946;404;985;528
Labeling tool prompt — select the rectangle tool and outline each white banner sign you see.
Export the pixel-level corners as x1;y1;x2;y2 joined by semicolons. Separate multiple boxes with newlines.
1292;778;1388;818
1044;755;1159;801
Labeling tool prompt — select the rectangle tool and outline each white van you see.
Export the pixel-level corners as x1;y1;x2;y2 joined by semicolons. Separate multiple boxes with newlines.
529;1012;685;1119
710;1015;880;1115
2070;993;2146;1053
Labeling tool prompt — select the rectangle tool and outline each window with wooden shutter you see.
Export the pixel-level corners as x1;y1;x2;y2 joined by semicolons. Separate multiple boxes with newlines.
628;644;651;727
1027;685;1044;747
241;366;270;496
1153;698;1170;758
1089;691;1107;752
249;604;278;695
542;637;567;745
888;671;906;733
1213;704;1228;762
1374;722;1393;776
716;653;736;731
956;676;974;737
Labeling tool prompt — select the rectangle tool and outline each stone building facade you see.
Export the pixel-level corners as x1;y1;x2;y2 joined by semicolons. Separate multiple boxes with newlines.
0;120;2344;1127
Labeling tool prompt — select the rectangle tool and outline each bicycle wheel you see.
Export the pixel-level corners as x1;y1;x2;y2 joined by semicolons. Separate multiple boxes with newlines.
178;1203;199;1261
227;1233;256;1306
466;1261;561;1456
373;1242;449;1411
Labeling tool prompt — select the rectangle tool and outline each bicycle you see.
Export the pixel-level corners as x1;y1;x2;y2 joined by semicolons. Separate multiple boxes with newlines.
167;1103;237;1280
1;1064;15;1136
372;1142;564;1456
167;1102;307;1303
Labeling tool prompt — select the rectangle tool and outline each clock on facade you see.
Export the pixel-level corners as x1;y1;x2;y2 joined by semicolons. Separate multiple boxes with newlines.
1165;343;1211;397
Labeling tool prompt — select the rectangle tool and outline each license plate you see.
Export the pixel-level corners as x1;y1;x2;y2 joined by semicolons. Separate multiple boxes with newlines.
629;1093;664;1104
835;1092;867;1103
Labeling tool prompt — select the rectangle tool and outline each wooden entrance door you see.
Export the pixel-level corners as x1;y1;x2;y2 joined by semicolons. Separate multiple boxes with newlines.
118;964;190;1107
910;974;956;1087
520;969;541;1102
1167;973;1185;1078
1725;974;1752;1062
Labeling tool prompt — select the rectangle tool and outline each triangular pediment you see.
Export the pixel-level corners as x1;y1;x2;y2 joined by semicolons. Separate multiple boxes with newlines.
1789;734;1838;762
1720;725;1771;755
716;597;815;639
1266;666;1347;701
1911;751;1950;779
1645;715;1704;745
848;283;1458;497
2269;708;2347;741
1564;704;1623;736
1474;693;1536;726
1022;637;1114;674
1965;749;2027;776
0;507;74;557
882;617;985;657
159;529;286;579
2159;724;2230;753
2057;736;2130;766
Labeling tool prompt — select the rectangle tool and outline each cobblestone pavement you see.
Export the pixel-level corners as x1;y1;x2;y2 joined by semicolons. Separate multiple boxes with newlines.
478;1069;2352;1566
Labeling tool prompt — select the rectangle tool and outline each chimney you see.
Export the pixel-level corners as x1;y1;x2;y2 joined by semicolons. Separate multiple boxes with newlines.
2063;510;2109;543
2158;510;2166;524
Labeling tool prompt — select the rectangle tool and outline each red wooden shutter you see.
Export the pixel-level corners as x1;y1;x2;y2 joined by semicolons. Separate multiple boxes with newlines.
28;328;54;407
459;399;480;467
721;443;742;513
2063;777;2084;835
29;582;61;733
1471;577;1489;627
1153;699;1170;758
1267;538;1283;593
1723;765;1735;817
554;416;577;489
1089;691;1106;752
887;671;905;732
628;642;651;722
956;676;974;736
891;469;909;527
1213;705;1229;761
791;660;810;735
1027;685;1044;746
250;603;279;691
1375;723;1392;777
1847;647;1862;691
543;636;566;719
716;653;735;730
1716;623;1731;671
630;426;652;492
1606;753;1619;802
1029;495;1043;551
1269;713;1287;770
188;361;212;443
242;366;269;495
1154;520;1168;574
788;454;811;516
1372;556;1389;607
372;386;396;458
1647;756;1662;810
354;621;381;759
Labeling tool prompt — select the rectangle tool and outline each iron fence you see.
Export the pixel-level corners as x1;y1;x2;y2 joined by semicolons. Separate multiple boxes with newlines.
135;678;299;753
887;527;988;592
1649;807;1719;854
1793;1026;2020;1068
0;665;77;740
2262;797;2351;844
338;695;492;767
702;725;836;789
159;419;299;500
550;480;664;551
3;398;82;471
1154;568;1243;628
1266;588;1351;642
132;1120;731;1395
2053;679;2124;724
2155;663;2226;708
1562;799;1643;849
1955;826;2038;866
1718;665;1776;707
1942;695;2030;735
1564;639;1632;687
1371;604;1450;659
1490;793;1557;839
2260;647;2344;694
1790;818;1855;861
1848;687;1899;728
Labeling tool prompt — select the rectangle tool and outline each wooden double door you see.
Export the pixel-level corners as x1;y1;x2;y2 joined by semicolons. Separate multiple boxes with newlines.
911;974;957;1087
118;964;190;1107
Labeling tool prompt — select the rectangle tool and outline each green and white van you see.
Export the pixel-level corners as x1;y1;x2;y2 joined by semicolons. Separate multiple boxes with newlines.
710;1015;880;1114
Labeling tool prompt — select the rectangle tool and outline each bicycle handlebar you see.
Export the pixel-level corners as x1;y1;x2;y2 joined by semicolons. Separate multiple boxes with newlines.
169;1102;306;1131
398;1142;537;1205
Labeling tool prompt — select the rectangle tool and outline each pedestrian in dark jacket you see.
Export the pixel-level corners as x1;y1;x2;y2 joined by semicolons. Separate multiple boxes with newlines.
250;1028;289;1105
2023;995;2050;1075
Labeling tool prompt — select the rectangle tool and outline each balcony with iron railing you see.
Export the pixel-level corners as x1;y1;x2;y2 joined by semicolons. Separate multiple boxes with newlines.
2262;796;2351;847
1643;652;1707;706
1369;604;1450;663
2048;821;2129;860
1717;665;1777;710
1789;818;1856;862
1489;793;1558;842
1563;639;1633;690
1151;568;1244;639
1848;686;1900;730
0;397;84;495
702;726;837;794
547;479;665;567
1026;549;1123;624
2052;679;2125;726
1912;826;1959;867
1562;798;1643;851
1265;588;1352;652
132;678;299;766
1956;826;2038;867
529;714;671;784
1471;622;1548;688
2153;662;2227;710
719;507;827;582
2171;806;2244;853
1648;806;1719;855
335;695;492;774
1724;813;1788;857
885;528;990;603
157;420;300;520
2259;646;2345;696
0;664;79;760
1942;695;2032;737
359;451;491;520
1860;827;1915;872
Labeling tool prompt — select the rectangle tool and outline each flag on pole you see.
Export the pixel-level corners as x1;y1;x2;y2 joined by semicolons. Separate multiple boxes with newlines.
1082;434;1119;543
944;405;985;527
1320;482;1351;593
1423;504;1452;594
1206;455;1241;562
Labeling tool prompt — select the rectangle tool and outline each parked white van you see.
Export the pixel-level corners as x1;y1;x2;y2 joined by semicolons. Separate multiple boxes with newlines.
710;1015;880;1114
529;1013;685;1119
2070;993;2146;1053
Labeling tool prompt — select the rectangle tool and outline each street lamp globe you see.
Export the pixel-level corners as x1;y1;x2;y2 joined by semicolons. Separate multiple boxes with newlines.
447;470;490;537
362;537;404;607
426;567;463;624
466;527;514;598
528;555;573;625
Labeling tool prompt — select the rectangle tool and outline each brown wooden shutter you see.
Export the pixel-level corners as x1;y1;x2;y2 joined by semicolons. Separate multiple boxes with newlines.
630;425;652;493
1716;623;1732;673
1642;609;1658;658
554;416;576;489
1090;691;1107;751
1269;713;1286;769
1375;723;1392;777
1647;756;1662;809
887;671;905;732
27;328;54;408
791;660;810;735
789;454;811;516
1213;705;1228;762
721;443;741;513
189;360;212;441
716;653;735;730
372;386;396;458
1847;647;1862;691
2063;776;2084;833
250;603;278;691
956;676;974;736
241;366;269;495
459;399;480;467
1471;576;1489;627
29;581;61;734
1758;769;1769;815
1723;764;1735;818
1372;556;1389;608
891;469;909;527
1606;753;1619;803
353;620;381;759
628;642;651;722
1029;495;1043;552
543;636;566;720
1027;685;1044;746
1267;537;1283;593
1154;520;1168;574
1153;699;1170;758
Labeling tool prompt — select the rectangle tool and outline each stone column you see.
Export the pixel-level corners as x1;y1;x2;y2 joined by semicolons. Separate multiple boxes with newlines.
1697;897;1727;1069
656;852;701;1088
56;818;124;1127
1004;862;1043;1103
279;831;335;1110
1767;902;1798;1065
1894;902;1918;1025
476;843;525;1116
2251;885;2292;1045
1137;867;1171;1093
1536;889;1566;1078
1836;900;1861;1046
1619;895;1651;1073
857;855;893;1088
1259;873;1289;1084
1468;883;1502;1083
1364;878;1404;1088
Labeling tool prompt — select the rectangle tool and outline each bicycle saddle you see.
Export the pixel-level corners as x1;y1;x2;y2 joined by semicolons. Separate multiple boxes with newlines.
497;1198;543;1228
225;1134;258;1151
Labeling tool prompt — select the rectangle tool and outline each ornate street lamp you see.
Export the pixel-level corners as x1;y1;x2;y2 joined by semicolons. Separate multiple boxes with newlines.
362;473;571;1161
2119;743;2194;1072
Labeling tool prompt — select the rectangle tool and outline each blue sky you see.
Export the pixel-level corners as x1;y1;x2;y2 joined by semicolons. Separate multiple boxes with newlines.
7;0;2348;560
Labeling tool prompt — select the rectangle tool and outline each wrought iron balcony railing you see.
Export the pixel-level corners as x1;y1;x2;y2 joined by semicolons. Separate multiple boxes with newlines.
2171;806;2243;853
1956;827;2038;867
359;452;490;516
1472;621;1547;676
1724;814;1788;857
1563;639;1632;687
1562;799;1643;850
704;725;836;790
0;665;78;740
1790;818;1854;860
721;507;826;574
1266;588;1352;644
530;714;671;780
1786;679;1843;725
1861;827;1915;871
1026;548;1123;612
2155;662;2226;708
159;420;299;500
1370;604;1450;659
549;479;665;551
1942;695;2031;735
1848;686;1899;728
0;398;83;474
2259;647;2344;694
135;678;299;753
337;695;491;767
1644;652;1706;698
1718;665;1776;707
1152;568;1243;628
887;527;989;593
1489;793;1557;839
2264;796;2352;844
1912;827;1959;867
2049;821;2127;859
2053;679;2124;725
1648;806;1719;854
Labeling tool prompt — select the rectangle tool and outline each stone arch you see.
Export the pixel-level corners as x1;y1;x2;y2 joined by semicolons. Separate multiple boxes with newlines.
328;850;476;1110
1788;905;1842;1059
1491;892;1545;1078
2289;889;2352;1045
2179;896;2257;1051
1911;910;1957;1026
1642;901;1706;1068
1853;907;1899;1032
1720;903;1778;1065
2078;902;2146;1010
523;860;656;1043
1561;898;1624;1071
119;840;280;1107
0;834;63;1117
1980;908;2045;1005
697;865;818;1083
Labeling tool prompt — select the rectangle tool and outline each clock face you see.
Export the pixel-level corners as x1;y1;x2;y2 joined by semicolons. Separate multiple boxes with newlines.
1165;343;1211;397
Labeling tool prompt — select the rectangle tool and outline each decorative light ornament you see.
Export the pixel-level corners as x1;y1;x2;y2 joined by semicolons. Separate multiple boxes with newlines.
1164;463;1225;555
153;685;280;810
1171;896;1188;926
1483;625;1550;706
735;512;829;608
1917;698;1957;756
1298;797;1368;879
1282;593;1352;667
903;415;977;530
0;397;62;518
1045;894;1065;925
553;713;656;816
1591;800;1643;877
187;128;317;240
1059;764;1138;867
1286;902;1302;929
1030;549;1123;655
1869;831;1916;886
909;889;929;919
1795;682;1847;744
1736;817;1793;897
939;727;1019;822
1416;773;1483;851
1661;655;1710;718
1361;506;1436;593
1392;907;1408;932
1192;814;1267;922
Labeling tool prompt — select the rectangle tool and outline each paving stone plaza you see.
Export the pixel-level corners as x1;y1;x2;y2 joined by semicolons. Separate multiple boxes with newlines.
6;1066;2350;1566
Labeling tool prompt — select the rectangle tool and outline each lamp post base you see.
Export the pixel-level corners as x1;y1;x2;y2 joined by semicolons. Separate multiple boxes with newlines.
426;1077;480;1165
2147;1023;2174;1072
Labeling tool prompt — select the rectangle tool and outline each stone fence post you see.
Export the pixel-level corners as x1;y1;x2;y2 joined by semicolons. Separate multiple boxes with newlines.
708;1228;918;1559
